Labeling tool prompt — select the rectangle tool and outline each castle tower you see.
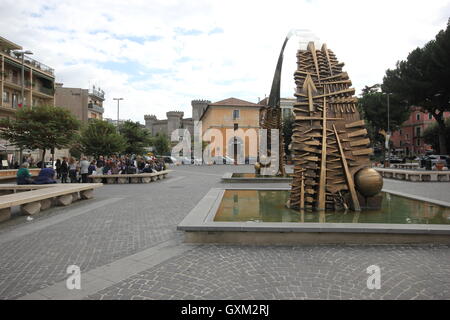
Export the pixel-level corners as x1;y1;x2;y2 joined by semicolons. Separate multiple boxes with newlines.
166;111;184;137
191;100;211;121
144;115;158;135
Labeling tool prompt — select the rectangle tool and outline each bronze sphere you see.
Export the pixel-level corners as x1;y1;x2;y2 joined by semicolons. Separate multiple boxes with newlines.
354;168;383;197
254;162;261;170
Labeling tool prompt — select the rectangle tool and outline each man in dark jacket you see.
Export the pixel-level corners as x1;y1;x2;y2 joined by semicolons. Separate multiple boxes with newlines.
33;168;57;184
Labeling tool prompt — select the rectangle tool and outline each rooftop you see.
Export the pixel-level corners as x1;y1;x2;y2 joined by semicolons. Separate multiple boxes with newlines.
209;97;261;107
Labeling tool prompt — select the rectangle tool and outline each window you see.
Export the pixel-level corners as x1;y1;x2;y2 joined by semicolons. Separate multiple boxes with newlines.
232;109;240;120
2;91;9;103
399;129;402;136
416;113;420;121
416;127;421;137
429;113;433;120
406;134;409;140
234;123;238;131
416;138;420;146
12;94;18;108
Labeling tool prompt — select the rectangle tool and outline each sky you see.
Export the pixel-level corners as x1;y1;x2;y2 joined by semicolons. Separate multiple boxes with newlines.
0;0;449;123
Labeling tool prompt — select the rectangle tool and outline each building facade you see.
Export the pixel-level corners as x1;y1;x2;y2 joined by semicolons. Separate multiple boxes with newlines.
0;36;56;166
55;84;104;123
391;106;450;156
259;97;296;119
200;97;262;161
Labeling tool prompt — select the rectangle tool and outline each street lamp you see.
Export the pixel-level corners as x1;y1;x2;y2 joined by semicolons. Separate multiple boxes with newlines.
113;97;124;129
13;50;33;165
14;50;33;108
385;92;391;167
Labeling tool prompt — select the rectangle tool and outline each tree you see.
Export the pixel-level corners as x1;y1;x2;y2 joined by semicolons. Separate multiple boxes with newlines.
0;105;80;167
282;113;294;156
79;119;126;157
382;20;450;154
153;133;170;155
358;85;410;147
423;118;450;154
118;120;152;155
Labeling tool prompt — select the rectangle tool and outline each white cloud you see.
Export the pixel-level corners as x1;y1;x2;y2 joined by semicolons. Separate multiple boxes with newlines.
0;0;448;122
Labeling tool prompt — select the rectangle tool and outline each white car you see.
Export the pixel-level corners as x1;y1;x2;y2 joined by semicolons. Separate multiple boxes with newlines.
193;158;203;165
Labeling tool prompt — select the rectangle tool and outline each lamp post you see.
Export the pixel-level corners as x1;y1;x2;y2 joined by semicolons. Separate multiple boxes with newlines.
113;98;123;130
14;50;33;108
385;92;391;168
14;50;33;164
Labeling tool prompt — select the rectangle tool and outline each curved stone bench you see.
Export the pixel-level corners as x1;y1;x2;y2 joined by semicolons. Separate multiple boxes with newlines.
0;183;103;222
374;168;450;182
88;170;171;184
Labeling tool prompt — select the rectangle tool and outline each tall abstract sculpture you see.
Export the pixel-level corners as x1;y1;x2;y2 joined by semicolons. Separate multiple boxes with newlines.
258;35;292;176
289;42;382;212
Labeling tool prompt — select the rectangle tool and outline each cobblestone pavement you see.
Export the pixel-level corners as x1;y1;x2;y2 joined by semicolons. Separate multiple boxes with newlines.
89;244;450;300
0;165;449;300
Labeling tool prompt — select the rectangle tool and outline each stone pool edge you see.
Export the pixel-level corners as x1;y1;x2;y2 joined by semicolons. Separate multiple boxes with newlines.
221;172;292;183
177;187;450;244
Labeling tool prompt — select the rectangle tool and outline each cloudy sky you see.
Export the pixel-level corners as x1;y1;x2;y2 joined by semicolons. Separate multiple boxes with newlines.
0;0;448;123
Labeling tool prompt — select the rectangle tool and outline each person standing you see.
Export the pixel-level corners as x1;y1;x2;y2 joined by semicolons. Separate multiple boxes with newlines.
68;157;78;183
55;159;62;179
80;157;90;183
60;157;69;183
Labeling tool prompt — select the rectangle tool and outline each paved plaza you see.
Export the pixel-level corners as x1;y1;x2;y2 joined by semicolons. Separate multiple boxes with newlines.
0;165;449;300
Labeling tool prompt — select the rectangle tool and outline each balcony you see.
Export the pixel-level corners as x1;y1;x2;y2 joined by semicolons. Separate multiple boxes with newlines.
5;51;54;76
34;86;54;97
88;103;104;114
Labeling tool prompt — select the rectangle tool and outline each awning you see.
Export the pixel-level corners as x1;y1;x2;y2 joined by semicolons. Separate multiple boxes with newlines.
4;57;31;72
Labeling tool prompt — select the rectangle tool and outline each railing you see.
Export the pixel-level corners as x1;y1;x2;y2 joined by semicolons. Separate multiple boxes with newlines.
5;51;55;76
88;103;104;114
36;86;54;96
88;88;105;100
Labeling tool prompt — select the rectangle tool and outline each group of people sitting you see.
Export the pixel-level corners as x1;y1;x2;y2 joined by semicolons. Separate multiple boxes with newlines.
17;162;57;185
16;155;167;185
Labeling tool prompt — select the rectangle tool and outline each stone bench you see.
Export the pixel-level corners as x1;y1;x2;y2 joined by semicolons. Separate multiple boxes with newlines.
88;170;172;184
0;183;103;222
374;168;450;182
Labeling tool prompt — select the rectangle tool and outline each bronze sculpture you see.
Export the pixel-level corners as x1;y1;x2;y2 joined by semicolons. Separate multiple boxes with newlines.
288;42;383;211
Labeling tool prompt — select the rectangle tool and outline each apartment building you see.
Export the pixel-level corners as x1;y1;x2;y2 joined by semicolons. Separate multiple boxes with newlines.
391;106;450;156
0;36;56;166
0;36;55;116
55;84;105;123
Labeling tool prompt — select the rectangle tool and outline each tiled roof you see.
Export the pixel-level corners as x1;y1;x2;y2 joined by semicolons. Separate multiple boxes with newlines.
209;97;261;107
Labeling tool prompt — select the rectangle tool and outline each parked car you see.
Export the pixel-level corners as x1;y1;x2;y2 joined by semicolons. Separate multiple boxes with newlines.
385;156;402;164
426;155;449;166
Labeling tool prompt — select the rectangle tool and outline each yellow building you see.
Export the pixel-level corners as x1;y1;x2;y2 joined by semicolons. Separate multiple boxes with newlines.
200;97;262;163
0;36;55;166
